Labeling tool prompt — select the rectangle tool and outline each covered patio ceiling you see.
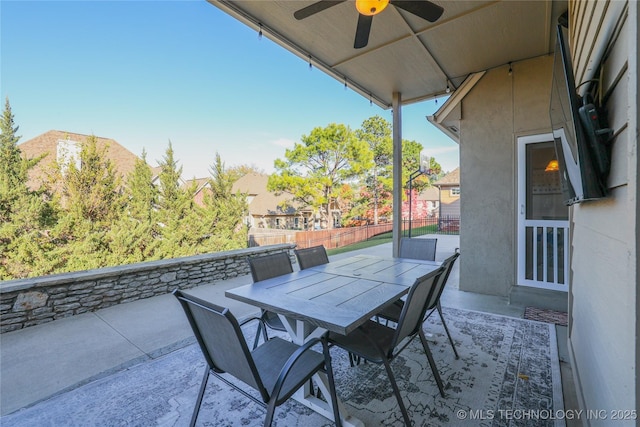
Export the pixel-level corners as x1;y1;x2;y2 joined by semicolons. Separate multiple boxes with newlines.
206;0;569;257
207;0;568;109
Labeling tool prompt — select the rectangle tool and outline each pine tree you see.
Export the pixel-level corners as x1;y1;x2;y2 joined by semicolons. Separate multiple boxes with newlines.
0;98;57;279
0;97;26;222
59;135;122;224
104;149;160;265
126;149;158;223
156;142;183;217
200;153;248;251
46;135;124;272
155;142;194;258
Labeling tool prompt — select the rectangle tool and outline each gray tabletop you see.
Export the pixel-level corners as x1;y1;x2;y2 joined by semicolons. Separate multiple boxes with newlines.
225;255;440;335
309;254;441;286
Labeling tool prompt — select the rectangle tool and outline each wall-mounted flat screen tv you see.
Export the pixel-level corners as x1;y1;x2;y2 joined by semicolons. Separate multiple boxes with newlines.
549;23;609;205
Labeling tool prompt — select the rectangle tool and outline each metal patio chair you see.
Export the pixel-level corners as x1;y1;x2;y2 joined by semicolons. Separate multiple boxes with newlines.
293;244;364;367
326;267;447;427
173;289;341;427
377;251;461;359
399;237;438;261
248;252;294;348
294;245;330;270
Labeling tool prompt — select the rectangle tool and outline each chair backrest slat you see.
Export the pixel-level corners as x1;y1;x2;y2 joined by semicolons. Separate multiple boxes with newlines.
173;290;268;400
294;245;329;270
248;252;293;282
399;237;437;261
392;267;444;348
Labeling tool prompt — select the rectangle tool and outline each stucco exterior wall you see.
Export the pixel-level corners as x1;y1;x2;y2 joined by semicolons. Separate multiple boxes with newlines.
458;55;553;296
566;0;637;417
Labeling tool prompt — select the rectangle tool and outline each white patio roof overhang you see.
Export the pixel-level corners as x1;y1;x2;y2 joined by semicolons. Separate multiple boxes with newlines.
207;0;568;255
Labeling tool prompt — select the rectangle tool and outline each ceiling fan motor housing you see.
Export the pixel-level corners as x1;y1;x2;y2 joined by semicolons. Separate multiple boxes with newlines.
356;0;390;16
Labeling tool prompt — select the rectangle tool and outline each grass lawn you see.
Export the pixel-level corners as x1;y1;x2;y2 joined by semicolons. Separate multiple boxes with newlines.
326;223;455;256
326;232;392;255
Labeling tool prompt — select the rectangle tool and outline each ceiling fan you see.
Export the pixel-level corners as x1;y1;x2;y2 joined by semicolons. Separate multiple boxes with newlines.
294;0;444;49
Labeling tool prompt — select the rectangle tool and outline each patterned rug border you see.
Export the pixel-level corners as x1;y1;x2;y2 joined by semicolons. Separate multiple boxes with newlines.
442;306;565;427
543;314;564;427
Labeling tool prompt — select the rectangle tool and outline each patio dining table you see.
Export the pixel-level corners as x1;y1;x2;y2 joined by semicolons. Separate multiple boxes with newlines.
225;254;441;427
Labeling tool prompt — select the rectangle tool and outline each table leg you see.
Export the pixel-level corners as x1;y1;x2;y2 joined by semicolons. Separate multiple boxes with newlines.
279;316;365;427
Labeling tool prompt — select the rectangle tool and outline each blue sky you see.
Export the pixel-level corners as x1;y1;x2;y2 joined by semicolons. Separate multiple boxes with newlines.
1;0;459;179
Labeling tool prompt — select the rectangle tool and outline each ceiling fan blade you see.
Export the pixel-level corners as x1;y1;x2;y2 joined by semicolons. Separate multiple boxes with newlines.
294;0;346;20
354;14;373;49
391;0;444;22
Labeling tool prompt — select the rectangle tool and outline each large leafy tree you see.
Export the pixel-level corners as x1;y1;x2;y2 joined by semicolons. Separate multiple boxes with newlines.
227;163;265;182
401;139;424;191
401;139;442;192
400;139;442;225
347;117;444;225
268;123;372;229
355;116;393;224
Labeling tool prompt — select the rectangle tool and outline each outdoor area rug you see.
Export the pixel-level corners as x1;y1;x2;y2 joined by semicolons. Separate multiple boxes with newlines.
2;308;564;427
524;307;568;327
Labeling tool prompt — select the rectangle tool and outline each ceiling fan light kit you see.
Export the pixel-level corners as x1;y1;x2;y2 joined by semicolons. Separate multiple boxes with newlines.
356;0;389;16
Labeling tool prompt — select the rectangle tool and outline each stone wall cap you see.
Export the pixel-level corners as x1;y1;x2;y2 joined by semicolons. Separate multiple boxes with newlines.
0;243;295;294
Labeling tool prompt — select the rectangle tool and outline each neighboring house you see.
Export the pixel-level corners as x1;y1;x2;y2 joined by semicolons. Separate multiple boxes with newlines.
231;173;313;230
401;186;438;220
184;177;210;207
419;186;439;218
19;130;142;191
152;166;194;201
432;168;460;218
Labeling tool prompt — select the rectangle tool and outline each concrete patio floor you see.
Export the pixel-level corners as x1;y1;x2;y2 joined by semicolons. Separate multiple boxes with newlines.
0;234;578;425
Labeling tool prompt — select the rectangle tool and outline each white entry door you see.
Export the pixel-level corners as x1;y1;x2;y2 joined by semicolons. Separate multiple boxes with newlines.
517;135;569;291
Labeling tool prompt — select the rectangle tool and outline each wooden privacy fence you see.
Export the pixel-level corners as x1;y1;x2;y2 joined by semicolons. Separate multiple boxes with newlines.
248;223;394;249
247;230;297;247
295;223;393;249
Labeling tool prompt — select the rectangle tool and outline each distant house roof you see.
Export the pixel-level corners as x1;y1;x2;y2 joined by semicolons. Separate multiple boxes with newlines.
232;173;301;216
433;167;460;187
150;166;163;180
19;130;142;190
183;177;209;192
418;186;440;201
182;177;211;207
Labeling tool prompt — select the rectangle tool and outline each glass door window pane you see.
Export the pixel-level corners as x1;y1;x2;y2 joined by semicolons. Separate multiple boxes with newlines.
526;142;567;221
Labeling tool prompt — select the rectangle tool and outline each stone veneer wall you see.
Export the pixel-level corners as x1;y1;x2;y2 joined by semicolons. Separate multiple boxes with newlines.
0;244;295;333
